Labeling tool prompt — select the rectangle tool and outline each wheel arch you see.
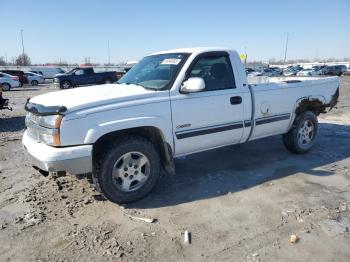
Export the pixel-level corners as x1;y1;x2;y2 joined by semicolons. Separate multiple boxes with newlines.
91;126;175;175
1;82;11;89
294;95;327;116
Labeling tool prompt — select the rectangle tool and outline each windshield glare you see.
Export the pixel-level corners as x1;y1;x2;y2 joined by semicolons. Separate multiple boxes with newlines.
118;53;189;90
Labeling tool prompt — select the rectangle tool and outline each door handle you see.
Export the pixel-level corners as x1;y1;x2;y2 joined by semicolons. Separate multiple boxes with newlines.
230;96;242;105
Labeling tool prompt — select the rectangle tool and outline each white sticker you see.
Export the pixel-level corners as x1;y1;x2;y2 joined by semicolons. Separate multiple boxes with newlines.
161;58;181;65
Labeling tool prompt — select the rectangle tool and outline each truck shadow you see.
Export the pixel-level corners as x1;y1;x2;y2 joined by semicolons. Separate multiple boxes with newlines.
130;122;350;209
0;116;25;132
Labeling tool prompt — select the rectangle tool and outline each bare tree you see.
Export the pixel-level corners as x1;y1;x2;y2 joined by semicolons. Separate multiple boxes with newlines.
15;53;31;66
0;56;6;66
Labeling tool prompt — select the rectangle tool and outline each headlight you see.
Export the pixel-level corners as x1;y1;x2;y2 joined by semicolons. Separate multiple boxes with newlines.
39;115;63;129
26;113;63;146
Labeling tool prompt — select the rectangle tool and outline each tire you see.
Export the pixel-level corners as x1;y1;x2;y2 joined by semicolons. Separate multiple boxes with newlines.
2;83;11;91
93;135;161;204
60;81;71;89
283;111;318;154
31;80;39;86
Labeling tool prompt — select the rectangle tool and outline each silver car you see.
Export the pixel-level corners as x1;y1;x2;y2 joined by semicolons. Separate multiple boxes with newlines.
25;72;45;86
0;72;21;91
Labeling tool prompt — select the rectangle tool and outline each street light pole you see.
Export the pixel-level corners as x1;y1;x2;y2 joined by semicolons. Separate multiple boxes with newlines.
283;32;289;65
108;40;110;65
20;29;25;57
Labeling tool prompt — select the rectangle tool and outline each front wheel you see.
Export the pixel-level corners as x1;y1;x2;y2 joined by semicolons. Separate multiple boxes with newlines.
31;80;39;86
93;136;161;204
2;83;11;91
283;111;318;154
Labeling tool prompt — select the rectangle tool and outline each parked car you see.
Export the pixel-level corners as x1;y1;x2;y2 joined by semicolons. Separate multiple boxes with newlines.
0;72;21;91
245;67;255;74
246;68;261;77
269;67;283;75
29;70;43;76
312;65;326;72
24;72;45;86
343;69;350;76
53;67;118;89
0;70;28;86
0;84;12;111
30;67;66;79
260;68;281;77
335;65;347;74
283;68;298;76
296;68;320;76
321;66;344;76
23;47;339;204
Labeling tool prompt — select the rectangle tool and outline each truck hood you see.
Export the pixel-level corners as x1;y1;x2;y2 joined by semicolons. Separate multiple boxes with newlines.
29;84;157;113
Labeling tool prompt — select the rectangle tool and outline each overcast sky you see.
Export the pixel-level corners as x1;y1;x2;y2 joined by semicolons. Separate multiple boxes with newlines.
1;0;350;64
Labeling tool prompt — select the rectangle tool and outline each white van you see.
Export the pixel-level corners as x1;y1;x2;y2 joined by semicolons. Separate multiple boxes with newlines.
30;67;66;79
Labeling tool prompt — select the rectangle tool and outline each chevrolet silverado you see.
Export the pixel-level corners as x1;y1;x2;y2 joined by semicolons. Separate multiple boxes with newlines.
23;47;339;203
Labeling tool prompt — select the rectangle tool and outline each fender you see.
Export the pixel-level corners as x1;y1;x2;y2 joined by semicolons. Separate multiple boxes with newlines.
83;116;174;151
287;94;327;131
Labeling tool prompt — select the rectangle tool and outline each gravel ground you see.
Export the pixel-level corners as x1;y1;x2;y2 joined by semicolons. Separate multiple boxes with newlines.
0;79;350;262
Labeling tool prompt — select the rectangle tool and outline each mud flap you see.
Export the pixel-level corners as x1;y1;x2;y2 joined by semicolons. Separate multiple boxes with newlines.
163;143;176;175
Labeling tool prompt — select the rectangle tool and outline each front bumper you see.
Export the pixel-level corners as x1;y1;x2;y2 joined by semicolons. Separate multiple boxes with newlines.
22;131;92;175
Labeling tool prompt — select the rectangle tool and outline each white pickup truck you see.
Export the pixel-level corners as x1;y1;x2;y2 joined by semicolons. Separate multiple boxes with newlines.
23;47;339;203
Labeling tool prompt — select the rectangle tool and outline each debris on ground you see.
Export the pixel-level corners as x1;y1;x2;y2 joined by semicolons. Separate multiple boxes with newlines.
247;253;260;262
184;230;191;245
289;234;299;243
120;208;156;223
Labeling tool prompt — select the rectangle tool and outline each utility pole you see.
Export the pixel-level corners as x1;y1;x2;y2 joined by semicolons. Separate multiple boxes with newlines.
283;32;289;65
20;29;25;57
107;40;110;65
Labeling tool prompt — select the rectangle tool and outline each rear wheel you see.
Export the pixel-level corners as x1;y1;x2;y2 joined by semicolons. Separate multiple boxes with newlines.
31;80;39;86
2;83;11;91
283;111;318;154
93;136;161;203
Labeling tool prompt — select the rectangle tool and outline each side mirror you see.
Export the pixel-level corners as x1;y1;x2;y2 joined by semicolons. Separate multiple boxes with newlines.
181;77;205;93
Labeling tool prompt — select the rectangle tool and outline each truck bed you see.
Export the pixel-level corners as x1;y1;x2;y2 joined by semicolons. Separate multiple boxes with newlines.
247;75;338;85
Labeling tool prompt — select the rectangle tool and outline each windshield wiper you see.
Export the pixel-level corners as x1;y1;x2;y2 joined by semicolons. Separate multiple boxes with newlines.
119;82;157;91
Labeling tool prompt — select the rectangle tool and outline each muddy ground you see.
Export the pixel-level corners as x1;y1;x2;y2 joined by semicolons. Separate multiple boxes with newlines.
0;79;349;262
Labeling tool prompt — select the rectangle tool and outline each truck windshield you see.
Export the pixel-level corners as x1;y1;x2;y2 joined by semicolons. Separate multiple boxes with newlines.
118;53;189;90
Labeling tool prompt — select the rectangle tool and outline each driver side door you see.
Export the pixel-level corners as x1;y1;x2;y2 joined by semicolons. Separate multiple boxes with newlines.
171;52;244;156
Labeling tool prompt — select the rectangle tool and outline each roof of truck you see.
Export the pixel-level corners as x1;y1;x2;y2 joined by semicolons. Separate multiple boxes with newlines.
151;47;234;55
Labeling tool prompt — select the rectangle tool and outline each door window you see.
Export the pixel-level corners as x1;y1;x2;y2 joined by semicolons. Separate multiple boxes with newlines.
188;54;236;91
75;70;84;75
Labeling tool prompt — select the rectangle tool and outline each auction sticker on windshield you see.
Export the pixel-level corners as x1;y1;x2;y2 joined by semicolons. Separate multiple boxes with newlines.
161;58;181;65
